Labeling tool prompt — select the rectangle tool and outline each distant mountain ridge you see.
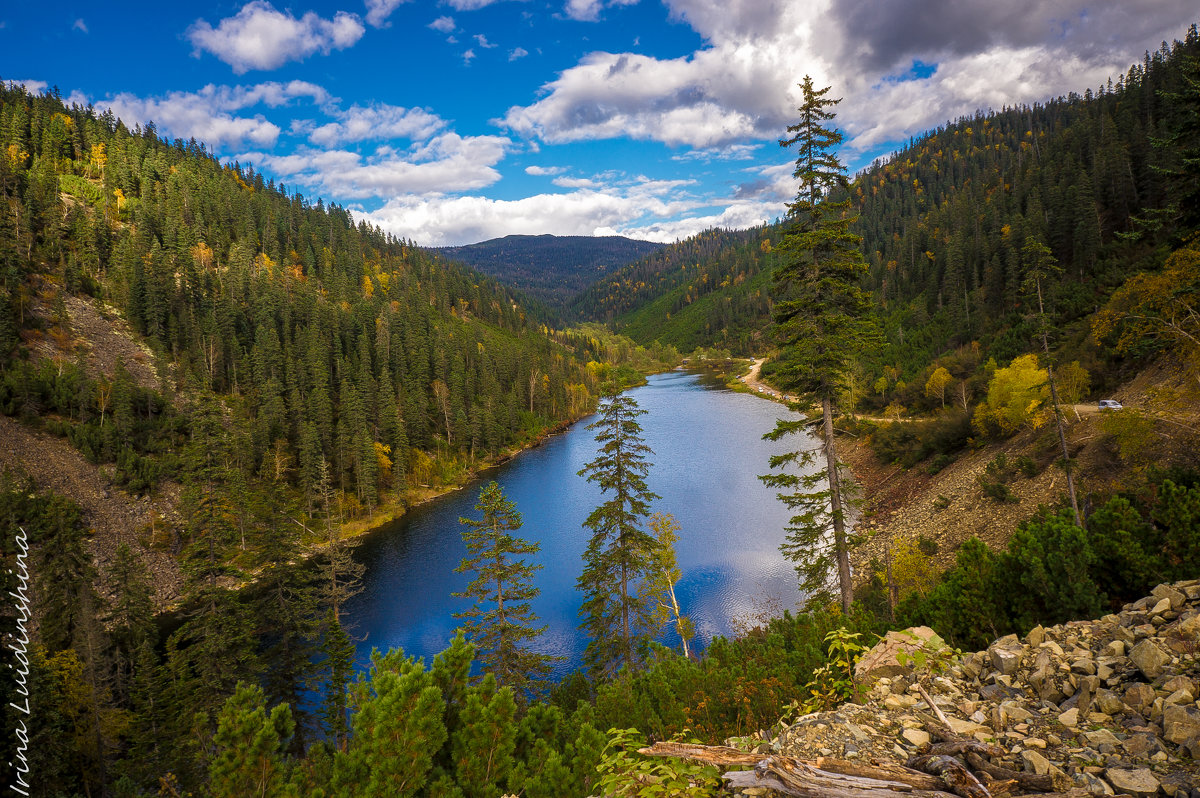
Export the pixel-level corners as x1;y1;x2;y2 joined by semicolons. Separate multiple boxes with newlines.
433;234;665;310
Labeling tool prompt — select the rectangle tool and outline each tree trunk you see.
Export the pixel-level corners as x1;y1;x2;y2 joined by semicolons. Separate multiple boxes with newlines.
822;395;852;613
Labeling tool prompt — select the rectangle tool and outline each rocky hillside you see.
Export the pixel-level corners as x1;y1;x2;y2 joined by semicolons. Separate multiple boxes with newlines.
707;580;1200;797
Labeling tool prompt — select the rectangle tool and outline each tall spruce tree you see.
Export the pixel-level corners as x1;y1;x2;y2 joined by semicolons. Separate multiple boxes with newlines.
760;77;874;613
453;481;558;696
576;385;660;677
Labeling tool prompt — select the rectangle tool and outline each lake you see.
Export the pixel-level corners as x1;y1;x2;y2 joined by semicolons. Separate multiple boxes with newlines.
344;369;817;676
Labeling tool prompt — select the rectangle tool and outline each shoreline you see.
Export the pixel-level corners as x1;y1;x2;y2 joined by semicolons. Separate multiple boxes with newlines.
332;414;587;545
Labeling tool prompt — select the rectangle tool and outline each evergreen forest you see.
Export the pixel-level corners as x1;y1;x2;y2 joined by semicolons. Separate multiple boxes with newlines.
2;21;1200;798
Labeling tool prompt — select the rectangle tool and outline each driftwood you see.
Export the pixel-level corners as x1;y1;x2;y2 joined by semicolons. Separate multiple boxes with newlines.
637;743;946;792
929;740;1006;759
812;758;945;791
965;752;1072;793
907;754;992;798
724;757;961;798
635;742;762;767
916;684;952;727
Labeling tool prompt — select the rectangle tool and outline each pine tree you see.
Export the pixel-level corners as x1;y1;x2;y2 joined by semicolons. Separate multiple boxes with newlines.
453;481;558;696
576;385;660;678
761;77;875;612
208;682;295;798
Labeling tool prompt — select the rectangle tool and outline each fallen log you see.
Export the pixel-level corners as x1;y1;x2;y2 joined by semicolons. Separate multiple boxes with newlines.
637;743;947;792
721;757;961;798
928;740;1007;759
635;742;762;767
812;758;945;791
965;752;1072;793
907;754;992;798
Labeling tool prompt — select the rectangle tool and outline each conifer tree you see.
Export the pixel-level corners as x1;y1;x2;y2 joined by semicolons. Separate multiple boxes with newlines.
761;77;875;613
208;683;295;798
453;481;558;695
577;385;660;677
1022;236;1082;528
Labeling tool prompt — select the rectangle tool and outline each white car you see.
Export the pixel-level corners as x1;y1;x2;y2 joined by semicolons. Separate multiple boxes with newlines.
1098;399;1122;410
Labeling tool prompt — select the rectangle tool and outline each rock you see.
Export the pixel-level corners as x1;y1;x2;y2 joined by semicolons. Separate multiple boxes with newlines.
1084;728;1122;747
990;646;1022;676
1176;614;1200;641
1163;704;1200;744
1022;749;1051;775
1027;625;1046;647
1058;707;1080;727
1152;584;1186;609
1128;640;1170;679
1120;683;1154;714
855;627;946;683
901;728;930;747
1162;675;1196;695
1105;768;1160;798
1081;771;1115;795
945;717;989;736
1152;597;1173;615
882;694;917;710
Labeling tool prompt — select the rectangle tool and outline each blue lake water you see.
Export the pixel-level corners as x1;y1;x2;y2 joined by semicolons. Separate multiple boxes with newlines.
344;369;816;676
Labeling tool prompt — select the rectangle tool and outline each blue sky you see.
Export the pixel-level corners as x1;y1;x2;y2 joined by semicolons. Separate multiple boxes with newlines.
2;1;1196;245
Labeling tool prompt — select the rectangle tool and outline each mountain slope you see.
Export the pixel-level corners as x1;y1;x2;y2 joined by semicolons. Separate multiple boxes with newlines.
434;233;664;310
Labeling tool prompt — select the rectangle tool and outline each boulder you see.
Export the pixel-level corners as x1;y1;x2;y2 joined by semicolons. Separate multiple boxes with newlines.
855;627;946;683
1162;703;1200;744
1128;639;1170;679
1104;768;1160;798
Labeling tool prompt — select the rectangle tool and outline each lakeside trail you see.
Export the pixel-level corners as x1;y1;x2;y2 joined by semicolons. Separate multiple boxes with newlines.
738;357;803;405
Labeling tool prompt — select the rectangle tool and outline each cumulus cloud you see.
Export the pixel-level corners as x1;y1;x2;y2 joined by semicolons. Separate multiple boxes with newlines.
524;165;566;176
99;91;283;149
564;0;639;22
462;49;476;64
187;1;365;74
509;46;529;61
474;33;498;48
429;15;456;33
309;104;445;147
357;173;740;246
81;81;333;151
443;0;512;9
239;132;512;200
360;182;780;245
72;18;88;33
503;0;1195;154
364;0;408;27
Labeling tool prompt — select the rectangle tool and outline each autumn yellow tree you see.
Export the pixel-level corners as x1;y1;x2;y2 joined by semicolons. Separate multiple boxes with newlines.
924;366;953;409
1093;244;1200;388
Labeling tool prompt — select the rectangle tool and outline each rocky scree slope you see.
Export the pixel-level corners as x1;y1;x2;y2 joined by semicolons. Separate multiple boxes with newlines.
722;581;1200;797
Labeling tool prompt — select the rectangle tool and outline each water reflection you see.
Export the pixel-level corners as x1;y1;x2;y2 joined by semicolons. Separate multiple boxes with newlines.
344;370;816;676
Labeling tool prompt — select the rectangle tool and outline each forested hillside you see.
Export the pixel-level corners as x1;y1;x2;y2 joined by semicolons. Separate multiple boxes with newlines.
434;233;663;311
582;26;1200;392
0;82;633;794
571;226;777;353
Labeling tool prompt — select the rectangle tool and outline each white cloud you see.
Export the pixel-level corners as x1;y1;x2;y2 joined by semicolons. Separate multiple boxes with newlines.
524;165;566;176
5;79;49;95
503;0;1196;154
72;18;88;33
239;132;512;200
79;81;333;151
474;33;498;48
462;49;476;65
365;0;408;27
428;15;456;33
187;1;365;74
563;0;639;22
99;91;283;149
309;104;445;147
553;176;599;188
509;46;529;61
443;0;514;9
358;174;729;246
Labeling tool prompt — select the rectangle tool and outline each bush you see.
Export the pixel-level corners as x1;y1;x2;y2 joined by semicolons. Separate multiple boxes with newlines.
870;411;972;468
